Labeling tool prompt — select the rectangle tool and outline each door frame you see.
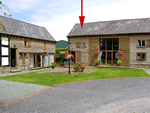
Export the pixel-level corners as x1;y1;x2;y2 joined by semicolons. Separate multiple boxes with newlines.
75;51;81;63
99;38;119;65
10;48;17;67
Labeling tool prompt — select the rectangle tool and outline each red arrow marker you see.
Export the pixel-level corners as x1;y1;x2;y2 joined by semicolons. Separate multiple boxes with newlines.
79;0;85;28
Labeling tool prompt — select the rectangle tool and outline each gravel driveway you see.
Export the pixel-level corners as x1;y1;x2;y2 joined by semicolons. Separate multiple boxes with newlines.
1;78;150;113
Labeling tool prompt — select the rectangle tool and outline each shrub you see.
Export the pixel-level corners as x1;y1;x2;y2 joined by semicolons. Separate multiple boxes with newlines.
56;48;68;54
55;48;68;63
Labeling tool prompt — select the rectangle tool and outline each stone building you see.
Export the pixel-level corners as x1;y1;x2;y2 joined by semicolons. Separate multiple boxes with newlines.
0;15;56;73
67;18;150;68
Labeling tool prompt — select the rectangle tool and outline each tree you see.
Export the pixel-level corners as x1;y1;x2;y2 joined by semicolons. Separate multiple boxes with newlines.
0;1;11;32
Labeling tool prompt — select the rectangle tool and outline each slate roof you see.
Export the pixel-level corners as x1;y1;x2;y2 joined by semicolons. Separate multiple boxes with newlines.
67;18;150;37
0;15;56;42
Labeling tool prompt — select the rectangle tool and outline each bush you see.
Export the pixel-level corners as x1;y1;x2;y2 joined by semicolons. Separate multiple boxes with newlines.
57;61;64;65
56;48;68;63
56;48;68;54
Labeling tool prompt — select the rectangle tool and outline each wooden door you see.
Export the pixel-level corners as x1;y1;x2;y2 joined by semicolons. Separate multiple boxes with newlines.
119;51;130;66
75;51;81;63
89;38;99;51
120;37;130;50
89;51;96;65
89;38;99;65
119;37;130;66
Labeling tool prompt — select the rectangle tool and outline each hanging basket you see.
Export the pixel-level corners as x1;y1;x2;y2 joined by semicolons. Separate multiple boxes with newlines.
43;51;49;56
118;51;123;56
94;50;100;57
65;53;74;60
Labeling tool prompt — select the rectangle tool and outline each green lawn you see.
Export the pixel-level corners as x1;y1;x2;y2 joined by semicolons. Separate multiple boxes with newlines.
0;67;149;86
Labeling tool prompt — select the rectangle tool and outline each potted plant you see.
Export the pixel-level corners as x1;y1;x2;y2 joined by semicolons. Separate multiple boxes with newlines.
96;60;101;66
117;60;122;66
80;64;85;72
51;62;57;68
43;51;49;56
74;63;80;72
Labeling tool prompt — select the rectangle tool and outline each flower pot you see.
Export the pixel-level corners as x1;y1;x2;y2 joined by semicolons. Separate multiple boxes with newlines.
76;69;79;72
81;69;84;72
118;64;121;66
52;66;55;69
97;63;100;66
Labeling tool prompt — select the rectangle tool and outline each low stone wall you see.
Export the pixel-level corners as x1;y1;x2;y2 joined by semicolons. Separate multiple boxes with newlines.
0;67;10;74
130;64;150;69
18;65;29;71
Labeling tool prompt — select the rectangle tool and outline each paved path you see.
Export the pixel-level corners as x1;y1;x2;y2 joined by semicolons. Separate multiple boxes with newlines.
0;80;51;107
1;78;150;113
144;68;150;75
0;68;52;77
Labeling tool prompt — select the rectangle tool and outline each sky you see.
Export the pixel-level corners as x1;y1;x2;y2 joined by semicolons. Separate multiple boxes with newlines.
2;0;150;41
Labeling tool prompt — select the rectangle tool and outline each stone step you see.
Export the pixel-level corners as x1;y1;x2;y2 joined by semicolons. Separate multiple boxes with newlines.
96;65;134;69
9;69;22;73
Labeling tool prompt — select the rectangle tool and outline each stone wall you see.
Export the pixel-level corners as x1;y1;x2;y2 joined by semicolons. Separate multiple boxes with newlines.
69;37;89;65
10;36;56;69
10;38;55;53
0;67;10;74
130;35;150;66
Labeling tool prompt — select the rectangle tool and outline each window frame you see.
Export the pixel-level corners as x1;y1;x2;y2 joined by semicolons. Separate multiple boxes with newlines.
136;52;146;61
19;53;23;58
76;42;81;48
24;40;28;47
82;42;86;48
138;40;146;47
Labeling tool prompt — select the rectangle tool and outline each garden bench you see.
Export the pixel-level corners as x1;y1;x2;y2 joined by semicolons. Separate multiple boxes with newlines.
64;61;74;67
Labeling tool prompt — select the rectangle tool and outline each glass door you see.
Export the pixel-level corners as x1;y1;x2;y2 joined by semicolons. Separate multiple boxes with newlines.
107;52;111;64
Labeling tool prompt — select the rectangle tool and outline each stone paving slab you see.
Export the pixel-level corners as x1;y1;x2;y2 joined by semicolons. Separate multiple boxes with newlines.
0;80;51;106
39;68;98;74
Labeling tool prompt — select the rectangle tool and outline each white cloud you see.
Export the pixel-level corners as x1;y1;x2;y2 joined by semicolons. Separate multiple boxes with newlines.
6;0;40;13
30;0;150;41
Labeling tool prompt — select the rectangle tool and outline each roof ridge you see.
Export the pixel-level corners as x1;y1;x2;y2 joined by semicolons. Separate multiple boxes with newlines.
75;17;150;25
0;15;45;28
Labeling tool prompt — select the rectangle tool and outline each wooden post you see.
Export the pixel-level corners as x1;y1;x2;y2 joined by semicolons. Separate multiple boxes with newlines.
35;54;37;67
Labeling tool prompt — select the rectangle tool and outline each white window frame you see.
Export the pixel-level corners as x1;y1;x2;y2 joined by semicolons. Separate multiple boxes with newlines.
82;42;86;48
138;40;146;47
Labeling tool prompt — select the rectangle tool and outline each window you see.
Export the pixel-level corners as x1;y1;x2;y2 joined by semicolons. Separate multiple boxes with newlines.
76;42;81;48
100;39;106;50
19;53;23;58
138;40;146;47
28;41;31;47
82;42;86;48
137;53;146;61
24;41;27;46
24;53;27;57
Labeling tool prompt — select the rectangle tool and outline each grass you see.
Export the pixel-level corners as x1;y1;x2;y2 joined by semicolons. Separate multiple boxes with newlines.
0;67;149;86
